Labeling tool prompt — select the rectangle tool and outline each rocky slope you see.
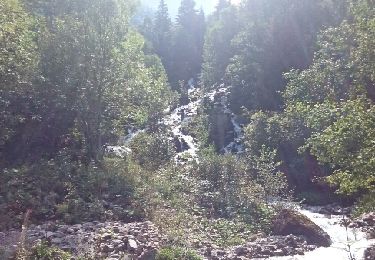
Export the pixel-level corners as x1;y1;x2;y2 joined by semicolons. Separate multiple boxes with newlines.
0;221;318;260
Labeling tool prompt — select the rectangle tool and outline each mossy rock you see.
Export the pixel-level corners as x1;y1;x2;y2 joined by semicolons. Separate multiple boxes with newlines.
272;209;332;247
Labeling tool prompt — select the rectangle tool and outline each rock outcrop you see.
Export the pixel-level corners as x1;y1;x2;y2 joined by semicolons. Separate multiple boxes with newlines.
272;209;332;247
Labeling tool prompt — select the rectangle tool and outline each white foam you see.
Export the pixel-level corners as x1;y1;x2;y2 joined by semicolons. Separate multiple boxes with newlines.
271;206;375;260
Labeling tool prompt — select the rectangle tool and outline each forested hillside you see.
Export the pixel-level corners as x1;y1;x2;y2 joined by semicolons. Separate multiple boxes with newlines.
0;0;374;259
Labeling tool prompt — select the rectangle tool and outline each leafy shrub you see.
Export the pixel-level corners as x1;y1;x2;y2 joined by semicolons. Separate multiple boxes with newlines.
353;192;375;217
0;151;139;228
192;152;286;228
27;243;71;260
156;247;202;260
181;112;210;148
208;218;253;247
192;154;258;218
129;130;175;171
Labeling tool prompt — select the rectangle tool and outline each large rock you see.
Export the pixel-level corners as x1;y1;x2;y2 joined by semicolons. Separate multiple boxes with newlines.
364;245;375;260
272;209;332;247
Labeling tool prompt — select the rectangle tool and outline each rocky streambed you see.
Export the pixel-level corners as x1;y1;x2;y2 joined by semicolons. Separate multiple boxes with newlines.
1;207;373;259
0;221;316;260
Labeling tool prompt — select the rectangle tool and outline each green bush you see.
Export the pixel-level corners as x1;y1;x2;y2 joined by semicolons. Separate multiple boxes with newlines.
156;247;202;260
129;130;175;171
353;192;375;217
0;151;139;228
27;243;71;260
192;152;284;227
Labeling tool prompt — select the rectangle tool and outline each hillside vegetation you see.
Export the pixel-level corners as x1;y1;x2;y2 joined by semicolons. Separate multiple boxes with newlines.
0;0;374;259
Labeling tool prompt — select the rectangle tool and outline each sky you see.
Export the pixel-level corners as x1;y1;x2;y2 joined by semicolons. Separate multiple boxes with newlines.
140;0;239;19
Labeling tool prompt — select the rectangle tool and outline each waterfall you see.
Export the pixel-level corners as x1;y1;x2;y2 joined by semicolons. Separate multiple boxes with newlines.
105;83;246;160
104;82;374;259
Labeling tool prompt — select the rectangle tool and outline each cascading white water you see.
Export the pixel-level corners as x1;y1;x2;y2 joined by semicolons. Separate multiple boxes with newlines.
163;92;201;161
271;206;375;260
106;82;374;259
106;83;245;160
219;87;245;155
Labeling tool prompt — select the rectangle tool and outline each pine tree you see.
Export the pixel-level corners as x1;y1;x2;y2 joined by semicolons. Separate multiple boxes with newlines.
202;3;238;86
194;8;206;75
170;0;206;88
176;0;196;28
153;0;172;76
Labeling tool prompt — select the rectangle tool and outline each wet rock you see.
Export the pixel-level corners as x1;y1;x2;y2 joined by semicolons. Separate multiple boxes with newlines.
173;136;189;153
364;245;375;260
272;209;332;247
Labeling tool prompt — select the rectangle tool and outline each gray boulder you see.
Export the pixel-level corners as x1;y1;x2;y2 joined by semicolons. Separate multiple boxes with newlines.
272;209;332;247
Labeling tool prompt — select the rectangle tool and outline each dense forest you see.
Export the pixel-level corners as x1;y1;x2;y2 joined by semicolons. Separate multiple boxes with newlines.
0;0;374;259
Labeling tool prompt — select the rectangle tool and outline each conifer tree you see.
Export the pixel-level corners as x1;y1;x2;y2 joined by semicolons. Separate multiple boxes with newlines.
153;0;172;77
170;0;206;88
202;2;238;86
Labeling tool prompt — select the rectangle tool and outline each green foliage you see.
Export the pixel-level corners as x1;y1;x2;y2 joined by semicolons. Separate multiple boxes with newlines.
0;0;39;162
243;110;318;192
181;108;210;149
27;242;71;260
133;153;284;248
0;0;174;167
152;0;173;78
0;0;38;88
1;0;374;254
247;146;289;202
202;4;238;86
305;99;375;194
156;247;202;260
169;0;205;87
283;0;375;195
193;154;260;218
139;0;206;89
112;30;174;129
224;0;338;111
208;218;252;247
0;154;138;229
353;192;375;217
191;153;285;229
129;130;176;171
